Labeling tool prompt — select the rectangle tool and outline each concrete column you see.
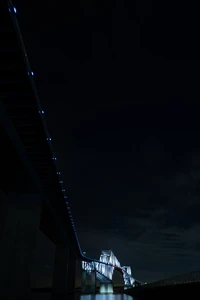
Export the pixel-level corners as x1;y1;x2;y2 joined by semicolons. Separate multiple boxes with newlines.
81;269;87;294
0;192;42;300
51;244;69;299
52;245;76;299
66;247;76;294
90;270;96;294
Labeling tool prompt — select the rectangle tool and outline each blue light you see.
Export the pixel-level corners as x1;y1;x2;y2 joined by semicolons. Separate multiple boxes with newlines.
39;110;44;114
52;157;57;160
56;172;61;175
62;189;65;192
59;180;63;184
64;195;67;199
8;8;11;12
31;71;34;76
47;137;51;141
65;201;69;204
14;7;17;13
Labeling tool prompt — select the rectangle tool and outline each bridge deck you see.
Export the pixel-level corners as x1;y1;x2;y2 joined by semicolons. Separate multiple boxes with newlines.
1;0;78;248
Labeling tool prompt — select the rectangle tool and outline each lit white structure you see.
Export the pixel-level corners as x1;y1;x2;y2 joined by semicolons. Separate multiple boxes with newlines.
122;266;135;287
82;250;135;293
99;282;113;294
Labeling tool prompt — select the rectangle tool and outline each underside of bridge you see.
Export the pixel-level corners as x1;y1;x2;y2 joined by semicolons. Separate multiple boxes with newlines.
0;0;65;245
0;1;79;299
0;116;62;240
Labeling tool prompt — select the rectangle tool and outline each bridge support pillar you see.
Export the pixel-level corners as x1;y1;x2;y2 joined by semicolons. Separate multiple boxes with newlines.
0;192;42;300
81;269;96;294
51;245;76;299
89;270;96;294
66;248;76;294
100;282;113;294
81;270;87;294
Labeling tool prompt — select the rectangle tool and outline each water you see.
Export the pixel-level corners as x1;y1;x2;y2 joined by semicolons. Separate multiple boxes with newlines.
79;295;133;300
31;293;134;300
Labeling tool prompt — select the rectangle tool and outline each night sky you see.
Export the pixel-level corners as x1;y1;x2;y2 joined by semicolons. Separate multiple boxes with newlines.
14;0;200;284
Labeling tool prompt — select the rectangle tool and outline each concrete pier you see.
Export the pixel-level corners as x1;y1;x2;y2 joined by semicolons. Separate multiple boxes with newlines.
81;269;96;294
90;270;96;294
81;270;87;294
51;245;76;299
99;282;113;294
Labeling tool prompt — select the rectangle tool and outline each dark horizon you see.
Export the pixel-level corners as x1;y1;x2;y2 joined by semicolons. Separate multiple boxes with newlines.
13;0;200;285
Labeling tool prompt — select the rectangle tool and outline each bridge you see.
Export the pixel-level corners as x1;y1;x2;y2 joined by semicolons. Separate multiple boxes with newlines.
82;250;143;293
141;270;200;287
1;2;198;299
0;1;142;298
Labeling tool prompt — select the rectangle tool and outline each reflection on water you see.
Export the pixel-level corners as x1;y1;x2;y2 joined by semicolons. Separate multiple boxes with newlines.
80;294;133;300
30;293;134;300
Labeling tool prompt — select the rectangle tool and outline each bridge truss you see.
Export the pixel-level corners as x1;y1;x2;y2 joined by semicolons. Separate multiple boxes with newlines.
82;250;136;287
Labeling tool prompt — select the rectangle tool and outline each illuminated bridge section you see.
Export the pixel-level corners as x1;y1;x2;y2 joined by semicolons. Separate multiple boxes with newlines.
122;266;135;287
146;270;200;288
82;250;136;287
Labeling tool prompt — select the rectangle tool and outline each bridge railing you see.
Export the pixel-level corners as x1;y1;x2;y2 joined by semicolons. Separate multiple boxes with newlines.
146;271;200;287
